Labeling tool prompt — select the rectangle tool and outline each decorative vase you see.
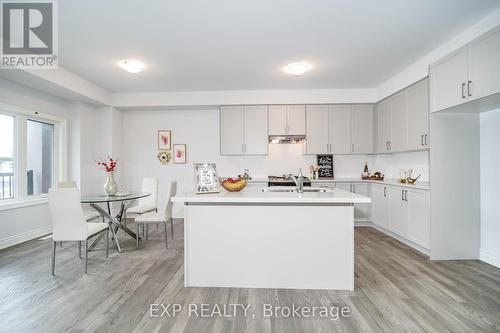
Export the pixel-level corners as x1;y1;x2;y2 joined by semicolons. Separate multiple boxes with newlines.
104;171;118;195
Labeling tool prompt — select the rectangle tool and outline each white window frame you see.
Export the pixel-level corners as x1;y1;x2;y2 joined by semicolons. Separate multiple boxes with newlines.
0;102;67;210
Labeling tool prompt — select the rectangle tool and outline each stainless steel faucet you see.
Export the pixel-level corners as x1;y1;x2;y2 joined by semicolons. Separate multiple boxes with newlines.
286;168;304;193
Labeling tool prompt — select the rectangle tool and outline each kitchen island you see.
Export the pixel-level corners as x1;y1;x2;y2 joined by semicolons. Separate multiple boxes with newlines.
172;185;371;290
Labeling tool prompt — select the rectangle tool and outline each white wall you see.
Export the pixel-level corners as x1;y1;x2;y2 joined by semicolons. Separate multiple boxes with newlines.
120;108;377;217
480;109;500;267
373;151;430;182
0;78;70;249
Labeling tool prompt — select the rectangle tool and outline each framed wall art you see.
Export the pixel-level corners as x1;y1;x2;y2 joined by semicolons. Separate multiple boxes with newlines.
173;144;187;164
158;130;171;150
194;162;219;193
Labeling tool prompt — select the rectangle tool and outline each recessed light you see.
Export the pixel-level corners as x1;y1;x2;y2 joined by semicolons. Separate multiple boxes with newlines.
284;62;311;76
118;59;145;73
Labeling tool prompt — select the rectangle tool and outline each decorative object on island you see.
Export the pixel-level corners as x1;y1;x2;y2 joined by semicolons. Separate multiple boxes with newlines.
238;169;251;181
157;151;171;164
173;144;186;164
97;156;119;195
158;130;171;150
221;177;247;192
194;162;219;193
397;169;421;184
309;165;319;180
316;154;334;179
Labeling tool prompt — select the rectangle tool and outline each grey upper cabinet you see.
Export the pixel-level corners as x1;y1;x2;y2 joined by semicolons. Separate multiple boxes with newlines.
390;91;408;152
429;48;468;112
269;105;305;135
407;79;429;150
220;106;245;155
351;105;373;154
377;99;392;152
468;28;500;102
377;78;429;153
305;105;330;154
330;105;352;154
305;104;374;155
220;105;268;155
430;26;500;113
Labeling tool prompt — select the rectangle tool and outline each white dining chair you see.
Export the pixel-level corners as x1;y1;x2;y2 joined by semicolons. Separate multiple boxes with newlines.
135;181;176;249
49;188;110;274
57;180;102;222
125;177;158;230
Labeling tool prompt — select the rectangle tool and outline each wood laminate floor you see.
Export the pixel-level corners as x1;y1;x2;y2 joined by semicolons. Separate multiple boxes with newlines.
0;221;499;333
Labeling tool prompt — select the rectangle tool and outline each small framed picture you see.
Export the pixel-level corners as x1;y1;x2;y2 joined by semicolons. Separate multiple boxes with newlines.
173;144;187;164
194;162;219;194
158;130;171;150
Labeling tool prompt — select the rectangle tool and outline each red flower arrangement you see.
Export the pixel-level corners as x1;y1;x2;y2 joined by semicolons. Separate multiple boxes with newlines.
97;156;117;172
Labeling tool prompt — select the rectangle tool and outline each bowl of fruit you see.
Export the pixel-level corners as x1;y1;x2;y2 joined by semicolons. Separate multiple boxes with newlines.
221;177;247;192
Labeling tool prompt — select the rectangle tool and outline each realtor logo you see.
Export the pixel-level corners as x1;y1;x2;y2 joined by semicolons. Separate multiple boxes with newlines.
1;0;58;68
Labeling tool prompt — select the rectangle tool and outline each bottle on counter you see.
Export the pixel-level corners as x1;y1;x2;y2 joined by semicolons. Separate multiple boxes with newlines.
362;162;369;178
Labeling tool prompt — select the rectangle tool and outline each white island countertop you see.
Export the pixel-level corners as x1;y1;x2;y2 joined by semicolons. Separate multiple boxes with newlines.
172;185;371;204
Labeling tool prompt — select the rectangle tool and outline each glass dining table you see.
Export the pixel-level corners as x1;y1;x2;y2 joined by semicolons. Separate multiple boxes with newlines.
81;191;150;252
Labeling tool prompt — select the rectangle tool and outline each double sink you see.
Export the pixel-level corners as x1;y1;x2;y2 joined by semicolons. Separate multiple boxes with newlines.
262;187;334;193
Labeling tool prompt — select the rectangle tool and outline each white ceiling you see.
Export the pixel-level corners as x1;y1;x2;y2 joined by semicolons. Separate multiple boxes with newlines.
59;0;500;93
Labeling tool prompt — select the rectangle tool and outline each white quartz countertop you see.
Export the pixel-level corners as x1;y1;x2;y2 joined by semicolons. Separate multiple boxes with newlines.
245;177;430;190
172;185;371;204
309;178;431;190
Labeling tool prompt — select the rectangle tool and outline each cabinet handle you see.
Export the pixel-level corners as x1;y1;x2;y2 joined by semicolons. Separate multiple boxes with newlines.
389;141;391;151
405;190;408;202
467;81;472;97
462;83;466;99
420;135;424;147
424;134;428;146
383;187;386;197
386;141;389;151
401;190;404;201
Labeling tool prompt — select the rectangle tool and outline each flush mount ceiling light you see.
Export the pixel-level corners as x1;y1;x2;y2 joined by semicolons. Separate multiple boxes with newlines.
118;59;145;73
284;62;311;76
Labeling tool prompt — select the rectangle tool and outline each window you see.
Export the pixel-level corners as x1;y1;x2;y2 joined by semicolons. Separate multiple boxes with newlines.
0;114;15;200
27;120;54;196
0;104;64;206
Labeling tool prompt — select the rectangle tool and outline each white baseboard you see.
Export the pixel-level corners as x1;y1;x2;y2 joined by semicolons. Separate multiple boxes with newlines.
479;249;500;268
354;220;372;227
371;224;430;256
0;225;52;250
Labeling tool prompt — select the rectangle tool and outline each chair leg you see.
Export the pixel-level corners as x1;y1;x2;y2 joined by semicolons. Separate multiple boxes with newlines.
164;222;168;249
170;218;174;240
106;228;109;258
146;224;149;240
78;241;82;259
84;240;88;274
51;241;56;275
136;223;140;249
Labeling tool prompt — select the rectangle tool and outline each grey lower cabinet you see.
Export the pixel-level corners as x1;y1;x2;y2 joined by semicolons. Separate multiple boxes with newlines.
382;186;430;250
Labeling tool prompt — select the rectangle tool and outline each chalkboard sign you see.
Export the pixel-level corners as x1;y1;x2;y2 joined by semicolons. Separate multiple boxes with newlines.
317;154;334;179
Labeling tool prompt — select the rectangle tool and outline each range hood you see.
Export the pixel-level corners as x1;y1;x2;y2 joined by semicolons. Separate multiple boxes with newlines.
268;135;306;144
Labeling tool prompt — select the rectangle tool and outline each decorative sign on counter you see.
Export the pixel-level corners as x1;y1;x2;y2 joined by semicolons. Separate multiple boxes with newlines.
194;162;219;193
317;154;334;179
